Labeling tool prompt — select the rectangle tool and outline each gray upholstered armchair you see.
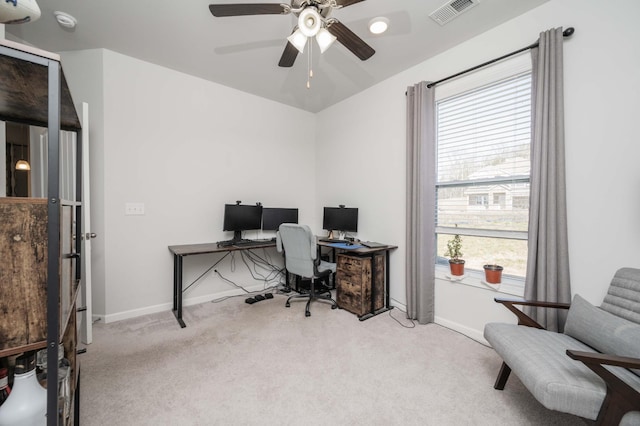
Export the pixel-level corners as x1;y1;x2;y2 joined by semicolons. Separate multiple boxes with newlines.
484;268;640;425
276;223;338;317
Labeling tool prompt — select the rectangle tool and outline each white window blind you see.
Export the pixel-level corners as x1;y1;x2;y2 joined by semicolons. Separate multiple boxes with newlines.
435;71;532;276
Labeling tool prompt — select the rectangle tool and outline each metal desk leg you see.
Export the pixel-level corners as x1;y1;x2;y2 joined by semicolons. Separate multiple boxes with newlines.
173;254;186;328
173;254;178;311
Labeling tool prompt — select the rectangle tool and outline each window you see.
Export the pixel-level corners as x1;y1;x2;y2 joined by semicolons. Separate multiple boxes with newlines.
435;64;531;278
468;193;489;207
493;192;505;207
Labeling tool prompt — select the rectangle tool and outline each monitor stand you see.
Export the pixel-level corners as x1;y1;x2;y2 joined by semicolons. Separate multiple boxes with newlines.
217;231;244;247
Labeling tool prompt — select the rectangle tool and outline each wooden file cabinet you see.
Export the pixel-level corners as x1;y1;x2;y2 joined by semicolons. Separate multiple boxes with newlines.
336;253;385;317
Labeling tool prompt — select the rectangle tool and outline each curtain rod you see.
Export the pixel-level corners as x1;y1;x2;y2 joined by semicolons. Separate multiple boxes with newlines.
425;27;575;89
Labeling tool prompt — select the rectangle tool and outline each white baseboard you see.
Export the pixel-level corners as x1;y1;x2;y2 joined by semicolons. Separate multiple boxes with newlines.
388;300;489;346
95;290;491;348
434;316;489;346
389;298;407;312
96;284;268;324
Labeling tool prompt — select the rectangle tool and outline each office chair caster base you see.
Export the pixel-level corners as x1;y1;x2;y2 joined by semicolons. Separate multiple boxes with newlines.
331;304;338;309
305;311;311;317
285;302;291;308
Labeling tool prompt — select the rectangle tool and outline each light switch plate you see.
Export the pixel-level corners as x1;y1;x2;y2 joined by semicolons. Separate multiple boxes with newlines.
125;202;145;215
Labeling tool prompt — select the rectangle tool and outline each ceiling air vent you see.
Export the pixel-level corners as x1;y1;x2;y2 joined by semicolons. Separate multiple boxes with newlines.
429;0;480;26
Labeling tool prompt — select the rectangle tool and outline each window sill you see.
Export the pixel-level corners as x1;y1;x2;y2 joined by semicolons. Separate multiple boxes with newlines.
435;264;524;297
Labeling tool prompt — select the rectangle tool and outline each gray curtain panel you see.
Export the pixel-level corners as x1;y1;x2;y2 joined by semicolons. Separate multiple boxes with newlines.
524;27;571;332
405;82;436;324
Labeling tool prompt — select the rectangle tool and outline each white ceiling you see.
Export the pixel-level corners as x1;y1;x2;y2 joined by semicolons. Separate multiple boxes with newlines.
6;0;548;113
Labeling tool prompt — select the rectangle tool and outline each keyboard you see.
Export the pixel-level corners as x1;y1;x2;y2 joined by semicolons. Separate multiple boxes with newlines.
217;238;276;248
319;238;349;243
232;239;274;247
361;241;386;248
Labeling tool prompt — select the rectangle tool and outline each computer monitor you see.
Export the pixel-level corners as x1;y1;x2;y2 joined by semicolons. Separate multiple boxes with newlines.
223;203;263;242
262;207;299;231
322;206;358;239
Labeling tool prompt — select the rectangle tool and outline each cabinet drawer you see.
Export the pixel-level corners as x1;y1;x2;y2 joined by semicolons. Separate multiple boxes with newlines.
336;270;362;286
336;277;369;316
337;255;364;273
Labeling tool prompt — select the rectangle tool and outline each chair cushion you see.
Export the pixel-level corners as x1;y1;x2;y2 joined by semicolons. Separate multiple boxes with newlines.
485;322;640;420
600;267;640;325
564;294;640;376
318;260;336;274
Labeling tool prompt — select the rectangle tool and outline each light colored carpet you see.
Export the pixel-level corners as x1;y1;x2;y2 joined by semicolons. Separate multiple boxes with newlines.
79;293;589;425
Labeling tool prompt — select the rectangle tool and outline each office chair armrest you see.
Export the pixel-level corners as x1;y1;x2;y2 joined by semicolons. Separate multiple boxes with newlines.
276;231;283;253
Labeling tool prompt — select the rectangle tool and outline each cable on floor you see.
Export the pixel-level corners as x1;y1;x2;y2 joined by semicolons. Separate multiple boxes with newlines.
387;306;416;328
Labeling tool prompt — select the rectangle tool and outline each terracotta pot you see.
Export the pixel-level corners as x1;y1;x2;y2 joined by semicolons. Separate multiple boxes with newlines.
483;264;503;284
449;259;465;276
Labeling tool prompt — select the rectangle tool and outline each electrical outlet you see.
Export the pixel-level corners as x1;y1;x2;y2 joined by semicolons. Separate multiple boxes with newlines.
125;202;145;215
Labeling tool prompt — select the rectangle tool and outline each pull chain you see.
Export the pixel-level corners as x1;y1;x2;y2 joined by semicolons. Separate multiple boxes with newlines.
307;38;313;89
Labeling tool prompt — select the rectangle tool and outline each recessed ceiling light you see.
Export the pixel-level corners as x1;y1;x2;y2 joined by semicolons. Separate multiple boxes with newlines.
368;17;389;35
54;11;77;29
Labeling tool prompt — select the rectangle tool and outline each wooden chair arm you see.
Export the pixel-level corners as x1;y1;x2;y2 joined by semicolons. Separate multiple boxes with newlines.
494;297;571;329
566;350;640;425
567;350;640;370
494;296;571;309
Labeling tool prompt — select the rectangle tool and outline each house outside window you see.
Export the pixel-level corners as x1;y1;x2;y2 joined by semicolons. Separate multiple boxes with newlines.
434;56;531;278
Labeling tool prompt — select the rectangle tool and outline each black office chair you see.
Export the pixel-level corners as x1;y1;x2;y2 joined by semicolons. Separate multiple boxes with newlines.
276;223;338;317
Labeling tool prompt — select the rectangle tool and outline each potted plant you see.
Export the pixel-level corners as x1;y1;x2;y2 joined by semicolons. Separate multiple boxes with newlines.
483;264;503;284
444;234;465;276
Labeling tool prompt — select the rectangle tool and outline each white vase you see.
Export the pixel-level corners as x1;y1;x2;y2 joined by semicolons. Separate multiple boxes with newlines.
0;354;47;426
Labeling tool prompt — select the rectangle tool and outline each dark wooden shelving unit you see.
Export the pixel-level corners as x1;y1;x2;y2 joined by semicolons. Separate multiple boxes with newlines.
0;39;83;426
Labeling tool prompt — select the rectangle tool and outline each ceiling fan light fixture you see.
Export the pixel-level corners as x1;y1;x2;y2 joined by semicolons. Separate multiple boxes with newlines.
287;29;307;53
368;17;389;34
316;27;336;53
298;7;321;37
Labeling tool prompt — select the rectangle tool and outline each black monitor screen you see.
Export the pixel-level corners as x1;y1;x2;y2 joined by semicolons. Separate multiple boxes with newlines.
262;207;299;231
223;204;263;236
322;207;358;232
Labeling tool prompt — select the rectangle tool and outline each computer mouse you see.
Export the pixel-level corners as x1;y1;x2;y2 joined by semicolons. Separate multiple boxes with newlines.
346;242;353;246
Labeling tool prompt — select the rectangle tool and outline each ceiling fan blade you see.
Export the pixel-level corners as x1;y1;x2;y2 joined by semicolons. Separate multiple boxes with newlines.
278;42;299;67
327;20;375;61
209;3;288;17
335;0;366;8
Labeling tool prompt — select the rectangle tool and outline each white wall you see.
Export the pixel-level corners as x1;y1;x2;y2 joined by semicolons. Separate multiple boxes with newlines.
315;77;407;304
317;0;640;342
62;49;316;321
59;0;640;336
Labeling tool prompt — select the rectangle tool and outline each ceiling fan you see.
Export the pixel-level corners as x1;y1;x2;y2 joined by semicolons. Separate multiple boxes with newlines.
208;0;375;67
